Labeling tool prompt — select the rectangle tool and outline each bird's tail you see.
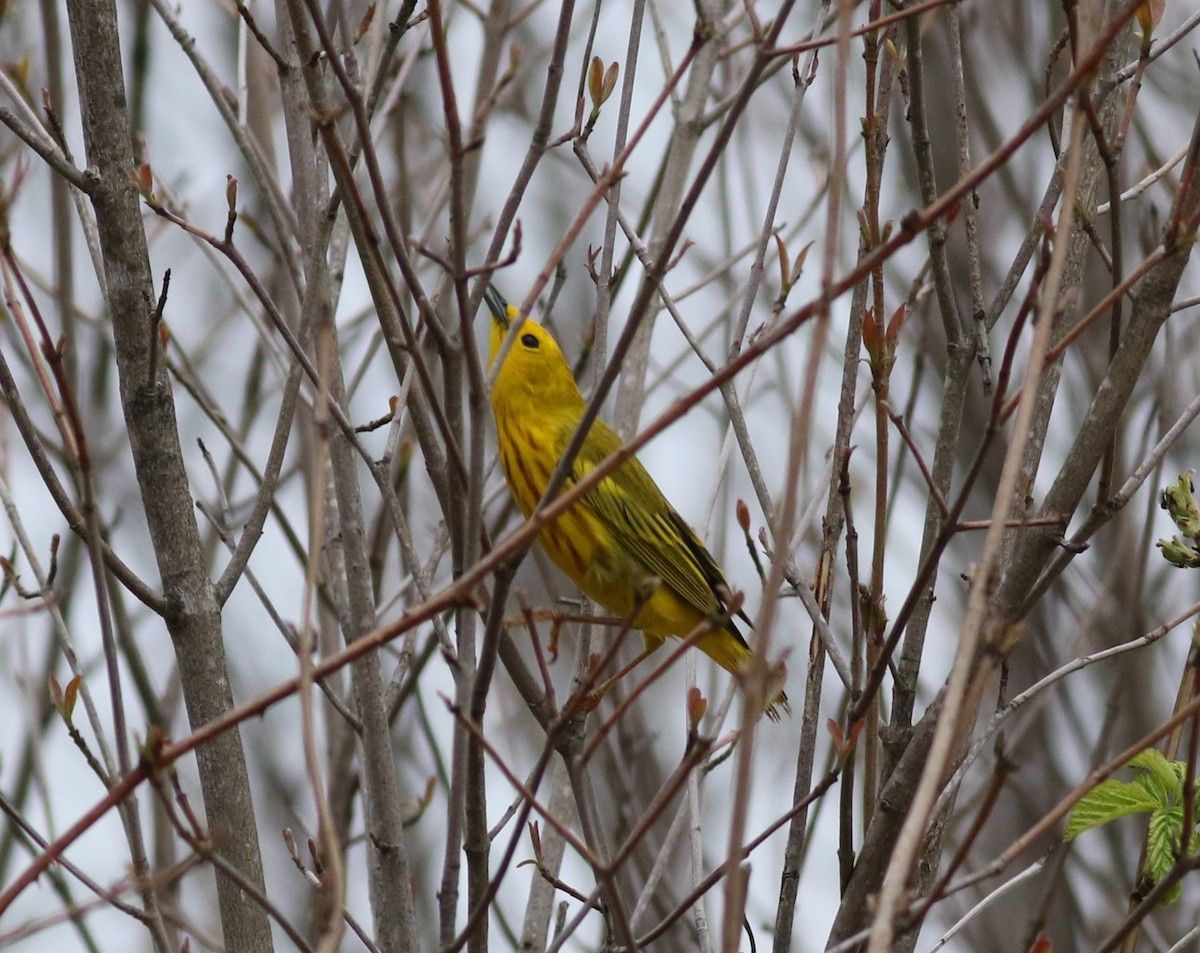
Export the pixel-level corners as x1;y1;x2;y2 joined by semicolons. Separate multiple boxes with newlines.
695;629;790;721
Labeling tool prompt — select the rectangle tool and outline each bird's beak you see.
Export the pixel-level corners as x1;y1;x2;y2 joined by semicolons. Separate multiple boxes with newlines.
484;285;514;372
483;285;510;331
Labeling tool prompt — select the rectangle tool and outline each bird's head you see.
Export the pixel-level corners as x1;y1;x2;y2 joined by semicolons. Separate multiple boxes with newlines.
484;286;582;409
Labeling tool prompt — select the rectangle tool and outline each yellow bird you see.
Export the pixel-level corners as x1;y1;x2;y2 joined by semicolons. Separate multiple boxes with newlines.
484;286;788;720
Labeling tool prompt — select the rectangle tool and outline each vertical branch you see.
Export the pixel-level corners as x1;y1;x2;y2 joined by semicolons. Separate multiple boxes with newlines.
38;0;78;390
295;381;346;953
61;2;273;951
859;0;890;832
518;758;575;953
276;4;420;950
560;743;641;953
590;0;645;360
945;5;991;391
864;96;1091;953
426;4;475;943
424;2;502;941
886;0;971;746
611;0;729;439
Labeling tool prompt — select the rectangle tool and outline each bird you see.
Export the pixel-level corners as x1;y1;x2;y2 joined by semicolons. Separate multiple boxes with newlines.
483;285;788;720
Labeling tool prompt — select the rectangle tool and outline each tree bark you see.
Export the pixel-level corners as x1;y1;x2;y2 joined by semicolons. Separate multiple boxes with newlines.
64;3;273;951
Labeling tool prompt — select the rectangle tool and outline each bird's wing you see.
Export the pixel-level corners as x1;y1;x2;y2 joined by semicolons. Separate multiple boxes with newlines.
566;417;747;632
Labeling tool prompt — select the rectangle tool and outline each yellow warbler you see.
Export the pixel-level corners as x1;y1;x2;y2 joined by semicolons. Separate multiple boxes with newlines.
484;286;788;720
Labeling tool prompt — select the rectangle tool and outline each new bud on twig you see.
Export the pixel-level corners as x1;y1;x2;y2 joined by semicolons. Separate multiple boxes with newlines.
1158;471;1200;568
736;498;751;533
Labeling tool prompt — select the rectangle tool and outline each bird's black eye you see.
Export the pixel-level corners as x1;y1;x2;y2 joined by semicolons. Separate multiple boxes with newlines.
521;333;540;349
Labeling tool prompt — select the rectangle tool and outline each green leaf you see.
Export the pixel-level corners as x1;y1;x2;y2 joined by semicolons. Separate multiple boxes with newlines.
1145;808;1185;903
1129;748;1185;791
1132;769;1176;807
1066;750;1200;906
1066;779;1161;840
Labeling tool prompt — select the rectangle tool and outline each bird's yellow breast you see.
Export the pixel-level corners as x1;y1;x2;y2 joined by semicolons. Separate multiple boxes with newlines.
494;405;608;583
494;402;712;643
